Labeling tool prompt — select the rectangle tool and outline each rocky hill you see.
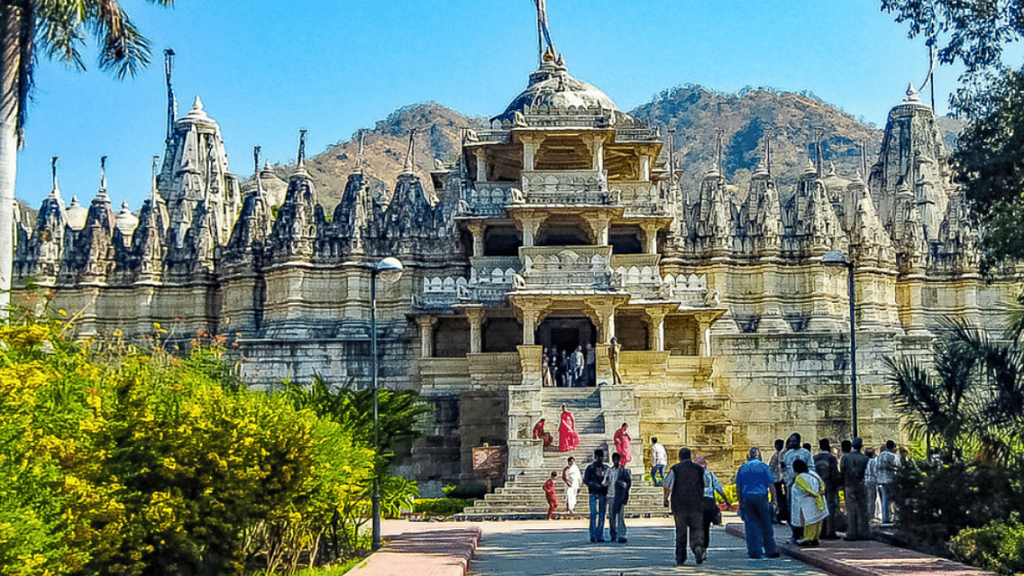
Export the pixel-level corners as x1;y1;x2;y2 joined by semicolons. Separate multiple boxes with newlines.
260;86;961;209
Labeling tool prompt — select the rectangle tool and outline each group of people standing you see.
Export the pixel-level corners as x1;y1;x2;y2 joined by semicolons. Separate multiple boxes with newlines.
542;344;596;387
767;434;903;546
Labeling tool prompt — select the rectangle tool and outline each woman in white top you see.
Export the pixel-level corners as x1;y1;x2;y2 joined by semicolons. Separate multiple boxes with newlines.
790;459;828;546
562;456;582;517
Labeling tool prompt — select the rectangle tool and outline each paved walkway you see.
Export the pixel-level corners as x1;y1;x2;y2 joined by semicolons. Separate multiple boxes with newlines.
466;517;827;575
350;527;481;576
724;522;994;576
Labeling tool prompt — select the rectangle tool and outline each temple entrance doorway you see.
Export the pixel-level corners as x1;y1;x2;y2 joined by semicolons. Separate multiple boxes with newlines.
536;315;597;387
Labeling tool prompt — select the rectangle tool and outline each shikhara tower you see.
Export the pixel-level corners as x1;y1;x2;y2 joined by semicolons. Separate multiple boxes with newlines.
11;7;1017;506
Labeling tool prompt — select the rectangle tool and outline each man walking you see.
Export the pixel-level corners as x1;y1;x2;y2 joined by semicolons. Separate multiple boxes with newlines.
840;438;871;540
604;452;632;543
876;440;901;523
650;437;668;487
562;456;581;517
572;345;585;387
583;449;609;542
813;439;842;539
735;447;781;559
663;448;707;565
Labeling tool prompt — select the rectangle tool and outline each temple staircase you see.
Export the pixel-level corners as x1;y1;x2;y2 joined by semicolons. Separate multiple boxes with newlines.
457;386;670;520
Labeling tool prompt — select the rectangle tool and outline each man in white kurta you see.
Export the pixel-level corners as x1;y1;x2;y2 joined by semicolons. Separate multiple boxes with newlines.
562;456;582;516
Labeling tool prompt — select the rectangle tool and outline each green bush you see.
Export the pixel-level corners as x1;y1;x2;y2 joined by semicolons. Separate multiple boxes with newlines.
950;514;1024;575
412;498;474;516
0;315;384;575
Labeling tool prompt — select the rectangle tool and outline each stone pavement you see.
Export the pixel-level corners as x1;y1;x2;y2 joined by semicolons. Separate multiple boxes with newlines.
464;517;827;575
724;522;994;576
350;526;481;576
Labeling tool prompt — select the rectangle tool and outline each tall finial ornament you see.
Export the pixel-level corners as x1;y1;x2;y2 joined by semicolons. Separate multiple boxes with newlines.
357;130;365;175
402;129;417;175
297;129;307;167
151;155;160;200
49;156;60;199
533;0;556;66
668;128;677;185
164;49;177;139
253;145;264;196
813;127;825;179
715;128;725;177
100;156;108;191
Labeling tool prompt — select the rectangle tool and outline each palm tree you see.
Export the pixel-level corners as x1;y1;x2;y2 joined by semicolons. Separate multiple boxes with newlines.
1;0;173;317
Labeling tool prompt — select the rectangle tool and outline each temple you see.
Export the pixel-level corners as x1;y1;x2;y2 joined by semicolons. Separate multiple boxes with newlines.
11;13;1018;509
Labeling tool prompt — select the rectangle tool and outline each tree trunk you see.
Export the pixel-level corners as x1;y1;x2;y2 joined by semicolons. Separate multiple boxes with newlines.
0;5;21;319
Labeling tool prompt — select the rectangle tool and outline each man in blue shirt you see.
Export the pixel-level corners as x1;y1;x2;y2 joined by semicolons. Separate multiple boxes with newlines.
735;447;781;559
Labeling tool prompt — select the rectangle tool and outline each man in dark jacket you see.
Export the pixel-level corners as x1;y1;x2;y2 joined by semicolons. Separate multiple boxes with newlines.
583;448;609;542
840;438;870;540
813;438;842;539
604;452;632;543
663;448;707;565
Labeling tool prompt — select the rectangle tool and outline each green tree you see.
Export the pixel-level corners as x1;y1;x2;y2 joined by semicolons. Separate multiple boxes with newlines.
1;0;174;317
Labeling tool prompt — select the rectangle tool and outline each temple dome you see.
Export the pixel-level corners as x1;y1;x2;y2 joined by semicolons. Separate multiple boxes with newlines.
495;59;626;123
66;196;88;230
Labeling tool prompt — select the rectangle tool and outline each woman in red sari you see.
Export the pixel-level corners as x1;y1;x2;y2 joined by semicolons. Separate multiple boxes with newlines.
533;419;554;449
613;422;632;465
558;404;580;452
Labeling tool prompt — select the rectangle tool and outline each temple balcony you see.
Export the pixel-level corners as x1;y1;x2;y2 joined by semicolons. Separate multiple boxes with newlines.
465;181;513;217
612;180;674;217
518;170;616;206
519;245;614;290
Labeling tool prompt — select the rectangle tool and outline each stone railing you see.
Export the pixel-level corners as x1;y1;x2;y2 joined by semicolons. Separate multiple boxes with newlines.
518;245;614;289
519;170;614;205
662;272;709;307
614;127;660;142
467;182;513;216
612;181;673;216
470;256;521;286
611;254;665;300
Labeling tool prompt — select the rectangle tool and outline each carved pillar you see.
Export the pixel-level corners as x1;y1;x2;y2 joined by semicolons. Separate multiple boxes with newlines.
521;307;540;346
586;135;604;172
519;213;542;247
467;221;485;257
417;316;437;358
465;306;486;354
640;154;651;181
694;311;719;357
644;309;667;351
592;213;611;246
640;222;659;254
520;134;545;172
589;301;617;343
474;149;487;184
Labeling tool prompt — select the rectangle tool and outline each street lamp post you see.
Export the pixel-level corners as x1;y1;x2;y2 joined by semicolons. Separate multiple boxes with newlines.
371;256;404;552
822;250;857;439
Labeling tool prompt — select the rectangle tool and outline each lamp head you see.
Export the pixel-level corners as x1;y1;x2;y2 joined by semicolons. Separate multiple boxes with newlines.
376;257;404;284
821;250;850;268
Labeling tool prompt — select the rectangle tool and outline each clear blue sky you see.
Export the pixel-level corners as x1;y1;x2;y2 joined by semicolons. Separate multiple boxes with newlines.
15;0;966;209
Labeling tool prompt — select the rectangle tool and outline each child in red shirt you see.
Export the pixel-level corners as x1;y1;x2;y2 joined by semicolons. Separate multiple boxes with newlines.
543;472;558;520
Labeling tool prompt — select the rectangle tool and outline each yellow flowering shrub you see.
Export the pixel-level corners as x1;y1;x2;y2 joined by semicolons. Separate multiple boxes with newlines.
0;315;379;576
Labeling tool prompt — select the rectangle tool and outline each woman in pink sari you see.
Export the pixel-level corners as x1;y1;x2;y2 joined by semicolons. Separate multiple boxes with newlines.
558;404;580;452
613;422;632;465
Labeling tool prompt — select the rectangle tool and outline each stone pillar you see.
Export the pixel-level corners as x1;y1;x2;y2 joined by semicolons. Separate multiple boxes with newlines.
694;311;718;357
640;155;651;181
416;316;437;358
520;214;542;247
465;306;486;354
644;309;667;351
521;307;541;346
521;134;544;172
467;221;485;257
474;149;487;184
586;136;604;172
640;222;658;254
590;302;617;343
592;213;611;246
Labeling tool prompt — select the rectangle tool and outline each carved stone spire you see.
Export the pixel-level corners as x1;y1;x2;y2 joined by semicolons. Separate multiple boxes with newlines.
129;155;169;283
14;157;68;285
356;129;365;175
224;146;274;265
269;132;320;263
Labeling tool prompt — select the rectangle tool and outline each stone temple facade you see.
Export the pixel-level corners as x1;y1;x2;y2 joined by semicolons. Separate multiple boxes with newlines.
12;46;1019;495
